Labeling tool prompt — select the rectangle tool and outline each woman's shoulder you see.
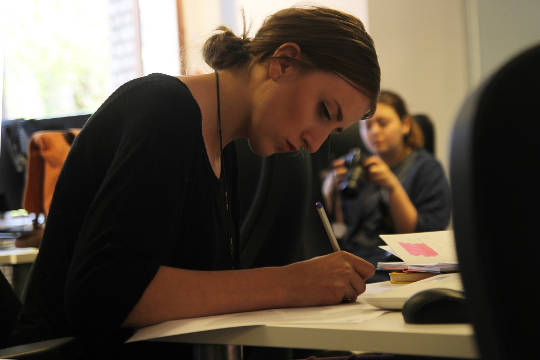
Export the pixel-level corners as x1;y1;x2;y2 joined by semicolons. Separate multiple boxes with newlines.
116;73;191;100
408;148;446;175
95;73;199;123
412;148;441;165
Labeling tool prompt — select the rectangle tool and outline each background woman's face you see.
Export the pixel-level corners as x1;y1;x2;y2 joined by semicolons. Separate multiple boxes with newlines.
360;102;409;155
249;70;371;157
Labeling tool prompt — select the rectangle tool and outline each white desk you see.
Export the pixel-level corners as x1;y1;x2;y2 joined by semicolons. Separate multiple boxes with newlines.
0;247;38;298
0;247;39;265
146;311;477;359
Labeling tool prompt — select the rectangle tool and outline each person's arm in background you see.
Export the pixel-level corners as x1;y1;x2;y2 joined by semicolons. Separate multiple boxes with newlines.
363;156;417;233
321;161;348;238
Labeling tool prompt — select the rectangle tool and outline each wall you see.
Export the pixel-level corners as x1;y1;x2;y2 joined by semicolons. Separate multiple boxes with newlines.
468;0;540;85
182;0;221;74
366;0;469;173
367;0;540;173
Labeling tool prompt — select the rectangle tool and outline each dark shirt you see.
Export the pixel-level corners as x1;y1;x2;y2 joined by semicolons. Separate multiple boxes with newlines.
341;148;451;262
12;73;239;358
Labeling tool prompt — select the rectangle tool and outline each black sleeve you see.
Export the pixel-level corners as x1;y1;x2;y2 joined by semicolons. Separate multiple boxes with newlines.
62;76;198;338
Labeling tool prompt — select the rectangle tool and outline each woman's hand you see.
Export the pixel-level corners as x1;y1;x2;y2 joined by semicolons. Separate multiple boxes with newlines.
364;156;399;190
282;251;375;306
364;156;418;233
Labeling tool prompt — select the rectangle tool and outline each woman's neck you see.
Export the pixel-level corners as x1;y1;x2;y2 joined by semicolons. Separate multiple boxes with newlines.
381;145;412;167
179;69;252;177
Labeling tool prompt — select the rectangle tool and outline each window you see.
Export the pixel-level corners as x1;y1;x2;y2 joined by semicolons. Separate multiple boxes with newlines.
1;0;182;121
1;0;113;120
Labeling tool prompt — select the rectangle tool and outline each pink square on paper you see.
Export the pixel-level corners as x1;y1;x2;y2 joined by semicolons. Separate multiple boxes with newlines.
399;242;438;257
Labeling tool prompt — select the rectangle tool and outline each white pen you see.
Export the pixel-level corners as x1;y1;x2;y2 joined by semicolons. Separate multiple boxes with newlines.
315;201;341;252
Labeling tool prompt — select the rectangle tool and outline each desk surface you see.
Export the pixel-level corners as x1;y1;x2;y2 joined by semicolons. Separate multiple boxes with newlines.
149;311;477;358
0;247;39;265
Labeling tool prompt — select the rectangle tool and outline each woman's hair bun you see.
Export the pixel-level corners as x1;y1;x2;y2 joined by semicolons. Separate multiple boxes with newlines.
202;26;251;70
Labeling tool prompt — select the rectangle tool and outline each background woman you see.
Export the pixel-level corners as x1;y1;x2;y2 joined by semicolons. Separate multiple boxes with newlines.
323;90;451;282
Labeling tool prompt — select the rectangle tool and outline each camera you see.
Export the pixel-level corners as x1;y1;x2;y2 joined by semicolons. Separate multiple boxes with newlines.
338;148;369;198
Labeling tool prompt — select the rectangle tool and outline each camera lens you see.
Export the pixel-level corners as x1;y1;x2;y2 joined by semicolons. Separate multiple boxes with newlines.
338;148;367;198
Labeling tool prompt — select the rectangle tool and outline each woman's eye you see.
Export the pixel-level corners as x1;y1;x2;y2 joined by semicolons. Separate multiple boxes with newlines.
320;103;331;120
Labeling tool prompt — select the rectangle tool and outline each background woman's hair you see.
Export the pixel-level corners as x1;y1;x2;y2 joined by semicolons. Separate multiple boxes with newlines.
378;90;424;149
203;6;380;119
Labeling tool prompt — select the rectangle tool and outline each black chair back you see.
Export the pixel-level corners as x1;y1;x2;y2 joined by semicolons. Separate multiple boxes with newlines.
450;43;540;360
236;121;371;268
413;114;435;155
238;148;315;268
0;270;22;347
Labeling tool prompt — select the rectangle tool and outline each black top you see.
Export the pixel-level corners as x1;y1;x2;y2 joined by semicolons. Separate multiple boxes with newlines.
12;73;239;357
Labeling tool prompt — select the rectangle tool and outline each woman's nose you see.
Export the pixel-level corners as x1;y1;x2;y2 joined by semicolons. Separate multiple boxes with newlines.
369;123;380;135
302;128;330;153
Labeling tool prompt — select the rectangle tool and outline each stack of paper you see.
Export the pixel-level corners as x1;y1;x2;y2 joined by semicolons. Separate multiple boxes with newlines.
377;230;458;273
362;272;463;309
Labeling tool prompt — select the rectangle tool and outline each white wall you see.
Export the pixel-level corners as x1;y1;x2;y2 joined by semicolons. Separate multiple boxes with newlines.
367;0;540;174
366;0;469;174
467;0;540;86
182;0;221;74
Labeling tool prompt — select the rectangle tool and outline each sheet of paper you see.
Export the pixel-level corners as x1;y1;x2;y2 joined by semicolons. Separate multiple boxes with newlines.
379;230;457;265
128;286;388;343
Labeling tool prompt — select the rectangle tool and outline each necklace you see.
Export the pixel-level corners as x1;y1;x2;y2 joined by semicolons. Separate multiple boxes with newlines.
215;71;235;266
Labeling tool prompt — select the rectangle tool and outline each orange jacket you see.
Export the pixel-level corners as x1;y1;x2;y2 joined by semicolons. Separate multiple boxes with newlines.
23;129;80;216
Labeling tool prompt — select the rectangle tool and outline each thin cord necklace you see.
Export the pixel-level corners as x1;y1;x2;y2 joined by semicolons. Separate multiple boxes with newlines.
215;71;234;265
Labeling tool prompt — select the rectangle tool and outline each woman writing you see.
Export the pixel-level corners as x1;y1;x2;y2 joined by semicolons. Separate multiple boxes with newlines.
12;6;380;358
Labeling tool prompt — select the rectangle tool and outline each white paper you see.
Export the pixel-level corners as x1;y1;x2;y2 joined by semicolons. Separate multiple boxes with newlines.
128;287;388;343
379;230;457;266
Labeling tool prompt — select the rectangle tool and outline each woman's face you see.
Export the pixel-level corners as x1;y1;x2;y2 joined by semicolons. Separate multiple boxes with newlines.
360;102;409;155
248;69;371;157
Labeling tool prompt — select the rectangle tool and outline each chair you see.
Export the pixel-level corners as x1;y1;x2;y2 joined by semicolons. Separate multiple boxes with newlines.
1;115;89;212
0;269;76;359
412;113;435;155
237;143;321;268
235;123;369;267
23;129;81;218
450;43;540;360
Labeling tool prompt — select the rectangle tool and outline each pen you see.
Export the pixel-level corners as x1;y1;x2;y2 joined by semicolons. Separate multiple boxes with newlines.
314;201;341;252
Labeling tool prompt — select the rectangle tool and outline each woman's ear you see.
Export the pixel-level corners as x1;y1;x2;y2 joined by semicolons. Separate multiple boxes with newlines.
268;42;302;81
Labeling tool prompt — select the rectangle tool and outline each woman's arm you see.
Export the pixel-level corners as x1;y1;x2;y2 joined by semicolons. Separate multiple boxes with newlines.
385;181;418;233
123;251;375;328
364;156;417;233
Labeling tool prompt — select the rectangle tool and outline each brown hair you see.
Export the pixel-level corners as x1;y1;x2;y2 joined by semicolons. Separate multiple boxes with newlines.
203;6;380;119
377;90;424;149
